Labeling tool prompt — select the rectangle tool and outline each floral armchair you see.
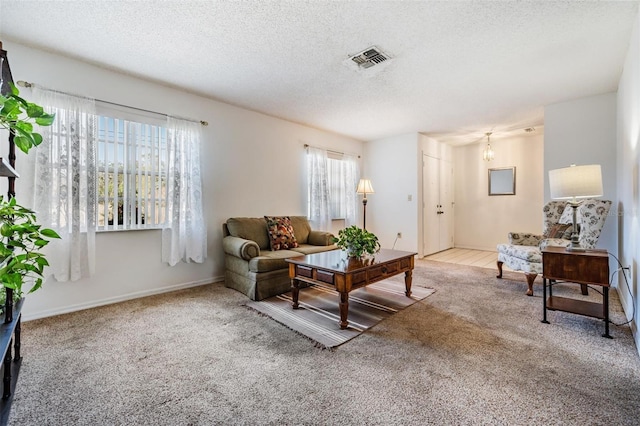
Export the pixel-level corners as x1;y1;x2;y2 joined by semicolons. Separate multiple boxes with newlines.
496;199;612;296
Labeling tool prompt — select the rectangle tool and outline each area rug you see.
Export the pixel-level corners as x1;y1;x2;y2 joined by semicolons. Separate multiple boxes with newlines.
246;279;435;348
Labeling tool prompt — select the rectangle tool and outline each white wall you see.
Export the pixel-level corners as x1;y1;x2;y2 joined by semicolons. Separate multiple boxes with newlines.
616;11;640;354
544;92;618;256
2;41;363;320
364;133;420;253
363;133;453;257
454;132;544;251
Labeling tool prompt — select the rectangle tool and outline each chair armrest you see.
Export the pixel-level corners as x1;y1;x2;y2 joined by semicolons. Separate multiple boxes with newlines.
222;236;260;260
507;232;543;246
308;230;335;246
539;238;571;250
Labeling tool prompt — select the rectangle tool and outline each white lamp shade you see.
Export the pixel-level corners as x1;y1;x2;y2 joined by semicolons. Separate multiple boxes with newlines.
356;178;374;195
549;164;603;200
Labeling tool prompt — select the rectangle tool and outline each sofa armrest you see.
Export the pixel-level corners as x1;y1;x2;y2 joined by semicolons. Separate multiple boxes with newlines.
223;236;260;260
507;232;543;246
308;230;335;246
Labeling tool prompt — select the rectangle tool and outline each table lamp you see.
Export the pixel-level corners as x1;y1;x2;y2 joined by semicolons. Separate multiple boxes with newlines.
548;164;603;251
356;178;374;230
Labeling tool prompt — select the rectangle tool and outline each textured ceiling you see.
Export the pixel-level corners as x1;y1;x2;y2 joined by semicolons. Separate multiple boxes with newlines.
0;0;638;145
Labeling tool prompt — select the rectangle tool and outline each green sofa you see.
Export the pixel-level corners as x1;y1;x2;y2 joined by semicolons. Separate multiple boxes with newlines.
222;216;336;300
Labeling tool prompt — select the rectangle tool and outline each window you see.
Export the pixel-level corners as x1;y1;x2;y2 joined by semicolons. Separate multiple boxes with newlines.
96;111;168;231
306;146;358;229
327;155;350;219
33;87;206;276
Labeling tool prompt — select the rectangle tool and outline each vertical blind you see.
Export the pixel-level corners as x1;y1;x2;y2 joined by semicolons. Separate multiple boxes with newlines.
96;116;168;231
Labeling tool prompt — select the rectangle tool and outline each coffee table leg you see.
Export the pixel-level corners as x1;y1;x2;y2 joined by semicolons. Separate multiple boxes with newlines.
339;292;349;329
291;278;300;309
404;270;413;297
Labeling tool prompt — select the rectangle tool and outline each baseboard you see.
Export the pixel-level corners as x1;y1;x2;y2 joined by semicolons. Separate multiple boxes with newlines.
22;275;225;322
615;274;639;356
632;322;639;358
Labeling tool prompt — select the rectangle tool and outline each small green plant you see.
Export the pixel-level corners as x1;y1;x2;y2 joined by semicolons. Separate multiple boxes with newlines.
0;79;57;299
0;82;55;154
333;225;381;259
0;196;60;296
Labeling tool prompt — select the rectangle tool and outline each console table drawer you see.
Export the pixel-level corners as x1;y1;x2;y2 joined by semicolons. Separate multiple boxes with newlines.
367;260;402;282
384;262;399;274
400;257;412;269
296;265;313;279
352;271;367;285
316;270;334;284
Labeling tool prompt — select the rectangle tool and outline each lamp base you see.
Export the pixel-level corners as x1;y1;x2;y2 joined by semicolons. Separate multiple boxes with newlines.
565;203;585;252
565;232;585;252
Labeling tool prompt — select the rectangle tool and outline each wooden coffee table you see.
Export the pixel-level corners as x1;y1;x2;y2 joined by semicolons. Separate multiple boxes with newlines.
286;248;417;329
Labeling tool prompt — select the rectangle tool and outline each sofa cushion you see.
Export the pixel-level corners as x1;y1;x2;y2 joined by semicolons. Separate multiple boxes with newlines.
248;249;301;273
289;216;312;244
291;245;337;255
307;230;334;246
226;217;270;250
265;216;299;250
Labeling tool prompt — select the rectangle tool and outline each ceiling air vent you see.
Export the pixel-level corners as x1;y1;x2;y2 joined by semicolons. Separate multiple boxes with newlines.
350;46;391;69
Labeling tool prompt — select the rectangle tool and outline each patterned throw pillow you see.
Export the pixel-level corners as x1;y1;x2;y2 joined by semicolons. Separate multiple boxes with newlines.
544;223;572;239
264;216;299;251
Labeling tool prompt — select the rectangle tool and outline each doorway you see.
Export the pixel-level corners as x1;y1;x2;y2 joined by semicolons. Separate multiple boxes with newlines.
422;154;454;256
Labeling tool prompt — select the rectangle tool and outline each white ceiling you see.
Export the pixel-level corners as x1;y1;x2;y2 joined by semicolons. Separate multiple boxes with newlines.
0;1;638;145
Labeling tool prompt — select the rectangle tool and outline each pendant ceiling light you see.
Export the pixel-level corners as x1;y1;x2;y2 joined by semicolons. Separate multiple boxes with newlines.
483;132;494;161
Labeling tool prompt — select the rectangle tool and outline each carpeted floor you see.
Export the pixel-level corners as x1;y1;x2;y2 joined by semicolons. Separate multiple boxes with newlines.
7;259;640;425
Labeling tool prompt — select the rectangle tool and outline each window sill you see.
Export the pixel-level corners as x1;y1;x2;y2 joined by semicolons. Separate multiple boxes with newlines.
97;226;164;233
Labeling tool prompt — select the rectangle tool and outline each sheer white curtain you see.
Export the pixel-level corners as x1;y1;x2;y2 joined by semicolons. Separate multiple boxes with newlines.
32;87;97;281
161;116;207;266
341;154;359;227
307;147;331;231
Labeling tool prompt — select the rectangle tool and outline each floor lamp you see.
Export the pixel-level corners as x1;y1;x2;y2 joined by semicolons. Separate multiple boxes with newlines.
356;178;374;230
548;164;603;251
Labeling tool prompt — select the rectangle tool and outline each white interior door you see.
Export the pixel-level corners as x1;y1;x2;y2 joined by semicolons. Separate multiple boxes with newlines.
438;160;454;251
423;154;440;256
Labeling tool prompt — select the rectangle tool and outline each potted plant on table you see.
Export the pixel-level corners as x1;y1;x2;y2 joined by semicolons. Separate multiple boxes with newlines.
333;225;381;260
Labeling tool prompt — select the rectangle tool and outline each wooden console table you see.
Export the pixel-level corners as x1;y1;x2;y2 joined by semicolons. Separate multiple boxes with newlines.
0;42;24;424
0;297;22;423
541;246;611;338
286;248;416;329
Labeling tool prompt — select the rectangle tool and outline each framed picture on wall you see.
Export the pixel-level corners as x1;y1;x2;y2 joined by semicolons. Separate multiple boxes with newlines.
488;167;516;196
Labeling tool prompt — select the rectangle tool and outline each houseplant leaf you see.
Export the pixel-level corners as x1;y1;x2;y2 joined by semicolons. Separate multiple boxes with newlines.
333;225;381;259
